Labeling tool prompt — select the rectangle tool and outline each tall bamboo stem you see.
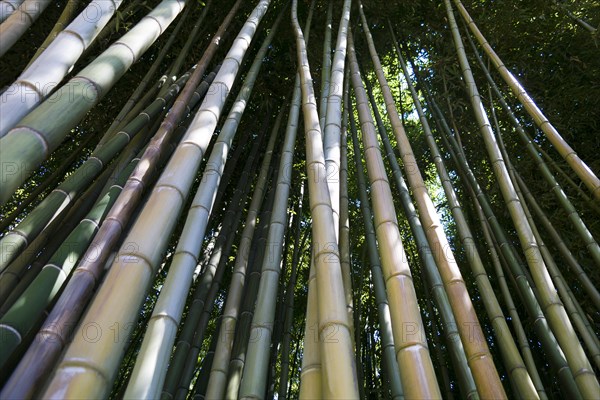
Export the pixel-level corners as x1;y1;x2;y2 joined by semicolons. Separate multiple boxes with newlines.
349;98;404;400
287;1;358;398
348;27;441;400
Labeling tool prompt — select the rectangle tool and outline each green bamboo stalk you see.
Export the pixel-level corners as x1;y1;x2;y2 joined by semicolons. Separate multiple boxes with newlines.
362;68;479;399
0;0;52;56
164;96;281;400
0;133;95;235
348;31;442;399
0;0;188;205
223;167;282;399
0;87;203;399
39;2;271;397
453;0;600;199
444;1;599;396
414;86;547;398
498;133;600;370
0;44;215;400
0;120;154;312
339;68;353;340
1;0;126;136
513;170;600;309
124;5;277;397
529;134;600;214
286;1;359;398
348;99;404;400
0;157;139;369
0;72;193;272
160;112;268;398
190;316;223;399
463;29;600;268
131;110;265;400
176;194;251;400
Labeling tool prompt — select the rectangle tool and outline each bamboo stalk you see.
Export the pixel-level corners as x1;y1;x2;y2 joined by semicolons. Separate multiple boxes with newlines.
0;133;95;235
348;98;404;400
25;0;81;67
471;185;549;399
0;0;52;56
0;0;188;205
497;129;600;370
322;0;353;339
318;0;332;131
274;2;359;398
437;115;583;399
453;0;600;199
223;165;282;399
514;171;600;309
362;71;479;399
0;0;124;136
98;2;199;145
124;6;279;398
444;1;599;396
0;156;139;369
278;184;306;400
0;121;154;312
348;29;441;399
206;75;288;399
339;68;354;341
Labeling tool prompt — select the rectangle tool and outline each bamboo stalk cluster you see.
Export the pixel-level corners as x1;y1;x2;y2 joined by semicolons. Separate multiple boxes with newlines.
0;0;598;399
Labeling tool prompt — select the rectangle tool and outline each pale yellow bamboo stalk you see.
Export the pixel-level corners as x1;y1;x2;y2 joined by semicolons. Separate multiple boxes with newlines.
291;0;358;397
321;0;353;346
443;0;600;396
322;0;350;238
299;258;323;399
357;3;506;398
453;0;600;200
348;29;441;399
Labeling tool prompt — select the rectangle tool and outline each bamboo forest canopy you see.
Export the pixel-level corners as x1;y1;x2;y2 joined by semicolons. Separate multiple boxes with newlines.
0;0;598;398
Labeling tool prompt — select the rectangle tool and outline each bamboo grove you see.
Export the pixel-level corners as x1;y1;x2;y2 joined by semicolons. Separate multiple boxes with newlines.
0;0;598;398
